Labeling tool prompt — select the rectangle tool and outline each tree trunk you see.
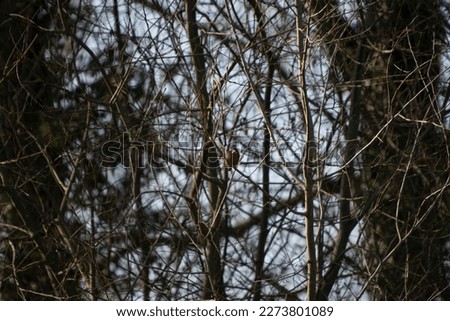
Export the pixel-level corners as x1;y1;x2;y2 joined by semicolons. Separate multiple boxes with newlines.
308;0;450;300
359;0;449;300
0;1;80;299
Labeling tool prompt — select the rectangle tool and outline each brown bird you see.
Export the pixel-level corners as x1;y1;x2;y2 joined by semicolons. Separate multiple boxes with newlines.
225;147;240;171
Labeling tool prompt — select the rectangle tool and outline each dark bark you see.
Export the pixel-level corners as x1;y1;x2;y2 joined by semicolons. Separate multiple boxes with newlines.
185;0;225;300
308;0;450;300
0;1;81;299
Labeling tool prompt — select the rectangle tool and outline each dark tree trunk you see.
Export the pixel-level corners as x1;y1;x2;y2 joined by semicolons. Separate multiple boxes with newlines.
0;1;80;299
309;0;450;300
359;0;449;300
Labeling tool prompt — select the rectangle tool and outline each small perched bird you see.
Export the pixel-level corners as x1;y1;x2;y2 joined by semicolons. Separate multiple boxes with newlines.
225;147;240;171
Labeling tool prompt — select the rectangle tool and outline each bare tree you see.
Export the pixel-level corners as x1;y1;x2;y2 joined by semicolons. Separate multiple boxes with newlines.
1;0;449;300
306;0;450;300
